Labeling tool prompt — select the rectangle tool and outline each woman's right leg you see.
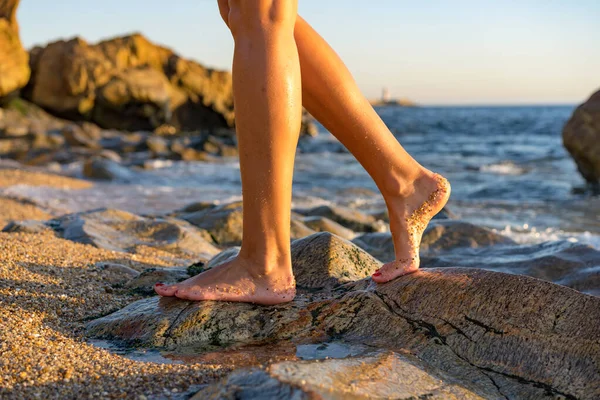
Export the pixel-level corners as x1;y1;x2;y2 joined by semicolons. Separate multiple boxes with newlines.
293;17;450;283
155;0;301;304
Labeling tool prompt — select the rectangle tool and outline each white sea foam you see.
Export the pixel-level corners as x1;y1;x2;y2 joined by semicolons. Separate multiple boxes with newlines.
480;161;526;175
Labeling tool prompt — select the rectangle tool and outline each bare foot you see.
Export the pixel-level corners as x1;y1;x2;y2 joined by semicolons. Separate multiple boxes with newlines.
372;172;451;283
154;256;296;305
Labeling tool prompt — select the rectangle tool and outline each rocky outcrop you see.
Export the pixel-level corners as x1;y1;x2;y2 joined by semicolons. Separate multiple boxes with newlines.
563;89;600;185
87;233;600;399
25;34;234;132
0;0;29;98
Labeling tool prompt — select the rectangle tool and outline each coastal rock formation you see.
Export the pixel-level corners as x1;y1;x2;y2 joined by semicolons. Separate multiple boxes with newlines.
47;208;219;261
0;0;29;98
25;34;234;131
87;237;600;399
563;89;600;185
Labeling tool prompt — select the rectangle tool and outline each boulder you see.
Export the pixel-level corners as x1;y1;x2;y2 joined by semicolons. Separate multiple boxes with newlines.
88;259;600;399
180;202;317;246
95;262;140;285
82;157;135;181
291;232;379;291
25;34;234;132
0;0;30;98
47;208;219;261
126;267;190;294
563;89;600;184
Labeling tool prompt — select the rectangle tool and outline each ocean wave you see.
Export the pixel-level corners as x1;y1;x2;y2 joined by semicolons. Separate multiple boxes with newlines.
480;161;527;175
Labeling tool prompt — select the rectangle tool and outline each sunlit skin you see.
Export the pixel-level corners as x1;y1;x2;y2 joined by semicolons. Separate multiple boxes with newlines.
155;0;450;304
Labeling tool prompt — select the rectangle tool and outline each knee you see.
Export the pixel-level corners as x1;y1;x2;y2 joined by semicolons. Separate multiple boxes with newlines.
217;0;230;28
227;0;297;39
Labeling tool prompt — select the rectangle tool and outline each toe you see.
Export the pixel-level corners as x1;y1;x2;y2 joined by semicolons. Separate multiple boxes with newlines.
372;261;418;283
154;282;178;297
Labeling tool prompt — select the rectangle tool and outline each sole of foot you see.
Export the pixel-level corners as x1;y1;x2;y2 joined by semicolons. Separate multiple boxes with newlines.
372;173;451;283
154;256;296;305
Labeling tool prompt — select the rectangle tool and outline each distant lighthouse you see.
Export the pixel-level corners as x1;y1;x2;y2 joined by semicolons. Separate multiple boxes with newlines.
382;87;391;103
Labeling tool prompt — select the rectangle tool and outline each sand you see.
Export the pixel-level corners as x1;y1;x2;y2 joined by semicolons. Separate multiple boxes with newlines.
0;222;229;398
0;168;92;189
0;198;53;228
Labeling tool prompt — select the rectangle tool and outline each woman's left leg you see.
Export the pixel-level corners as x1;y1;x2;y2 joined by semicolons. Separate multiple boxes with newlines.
155;0;301;304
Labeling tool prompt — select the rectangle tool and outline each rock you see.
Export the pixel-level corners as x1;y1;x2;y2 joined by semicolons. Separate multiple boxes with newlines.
2;219;53;234
25;34;234;132
289;219;316;240
180;202;243;245
126;267;190;294
95;262;140;285
351;232;396;262
187;232;379;292
61;124;101;149
82;157;135;181
353;220;513;263
301;216;355;240
299;111;318;138
179;201;217;214
419;220;515;253
93;66;172;131
195;352;494;399
563;89;600;184
294;205;386;233
87;265;600;399
181;202;317;246
205;247;240;269
291;232;380;291
48;208;219;260
145;135;170;156
0;0;30;98
422;239;600;297
192;369;310;400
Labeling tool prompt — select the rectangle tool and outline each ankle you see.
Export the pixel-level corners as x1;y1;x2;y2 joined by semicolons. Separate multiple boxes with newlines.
380;166;431;199
237;246;292;276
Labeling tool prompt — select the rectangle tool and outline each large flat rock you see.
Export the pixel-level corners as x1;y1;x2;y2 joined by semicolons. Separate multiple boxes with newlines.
88;231;600;398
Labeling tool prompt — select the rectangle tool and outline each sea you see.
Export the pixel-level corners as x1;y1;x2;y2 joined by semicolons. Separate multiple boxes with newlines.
4;105;600;249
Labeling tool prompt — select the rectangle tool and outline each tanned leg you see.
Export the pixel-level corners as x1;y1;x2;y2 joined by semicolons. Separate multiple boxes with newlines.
292;17;450;282
155;0;301;304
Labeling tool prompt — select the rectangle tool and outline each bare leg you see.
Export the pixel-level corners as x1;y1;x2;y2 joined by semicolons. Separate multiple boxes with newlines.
156;0;300;304
292;17;450;282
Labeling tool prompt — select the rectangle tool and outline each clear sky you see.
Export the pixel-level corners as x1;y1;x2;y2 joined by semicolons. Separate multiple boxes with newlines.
17;0;600;105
